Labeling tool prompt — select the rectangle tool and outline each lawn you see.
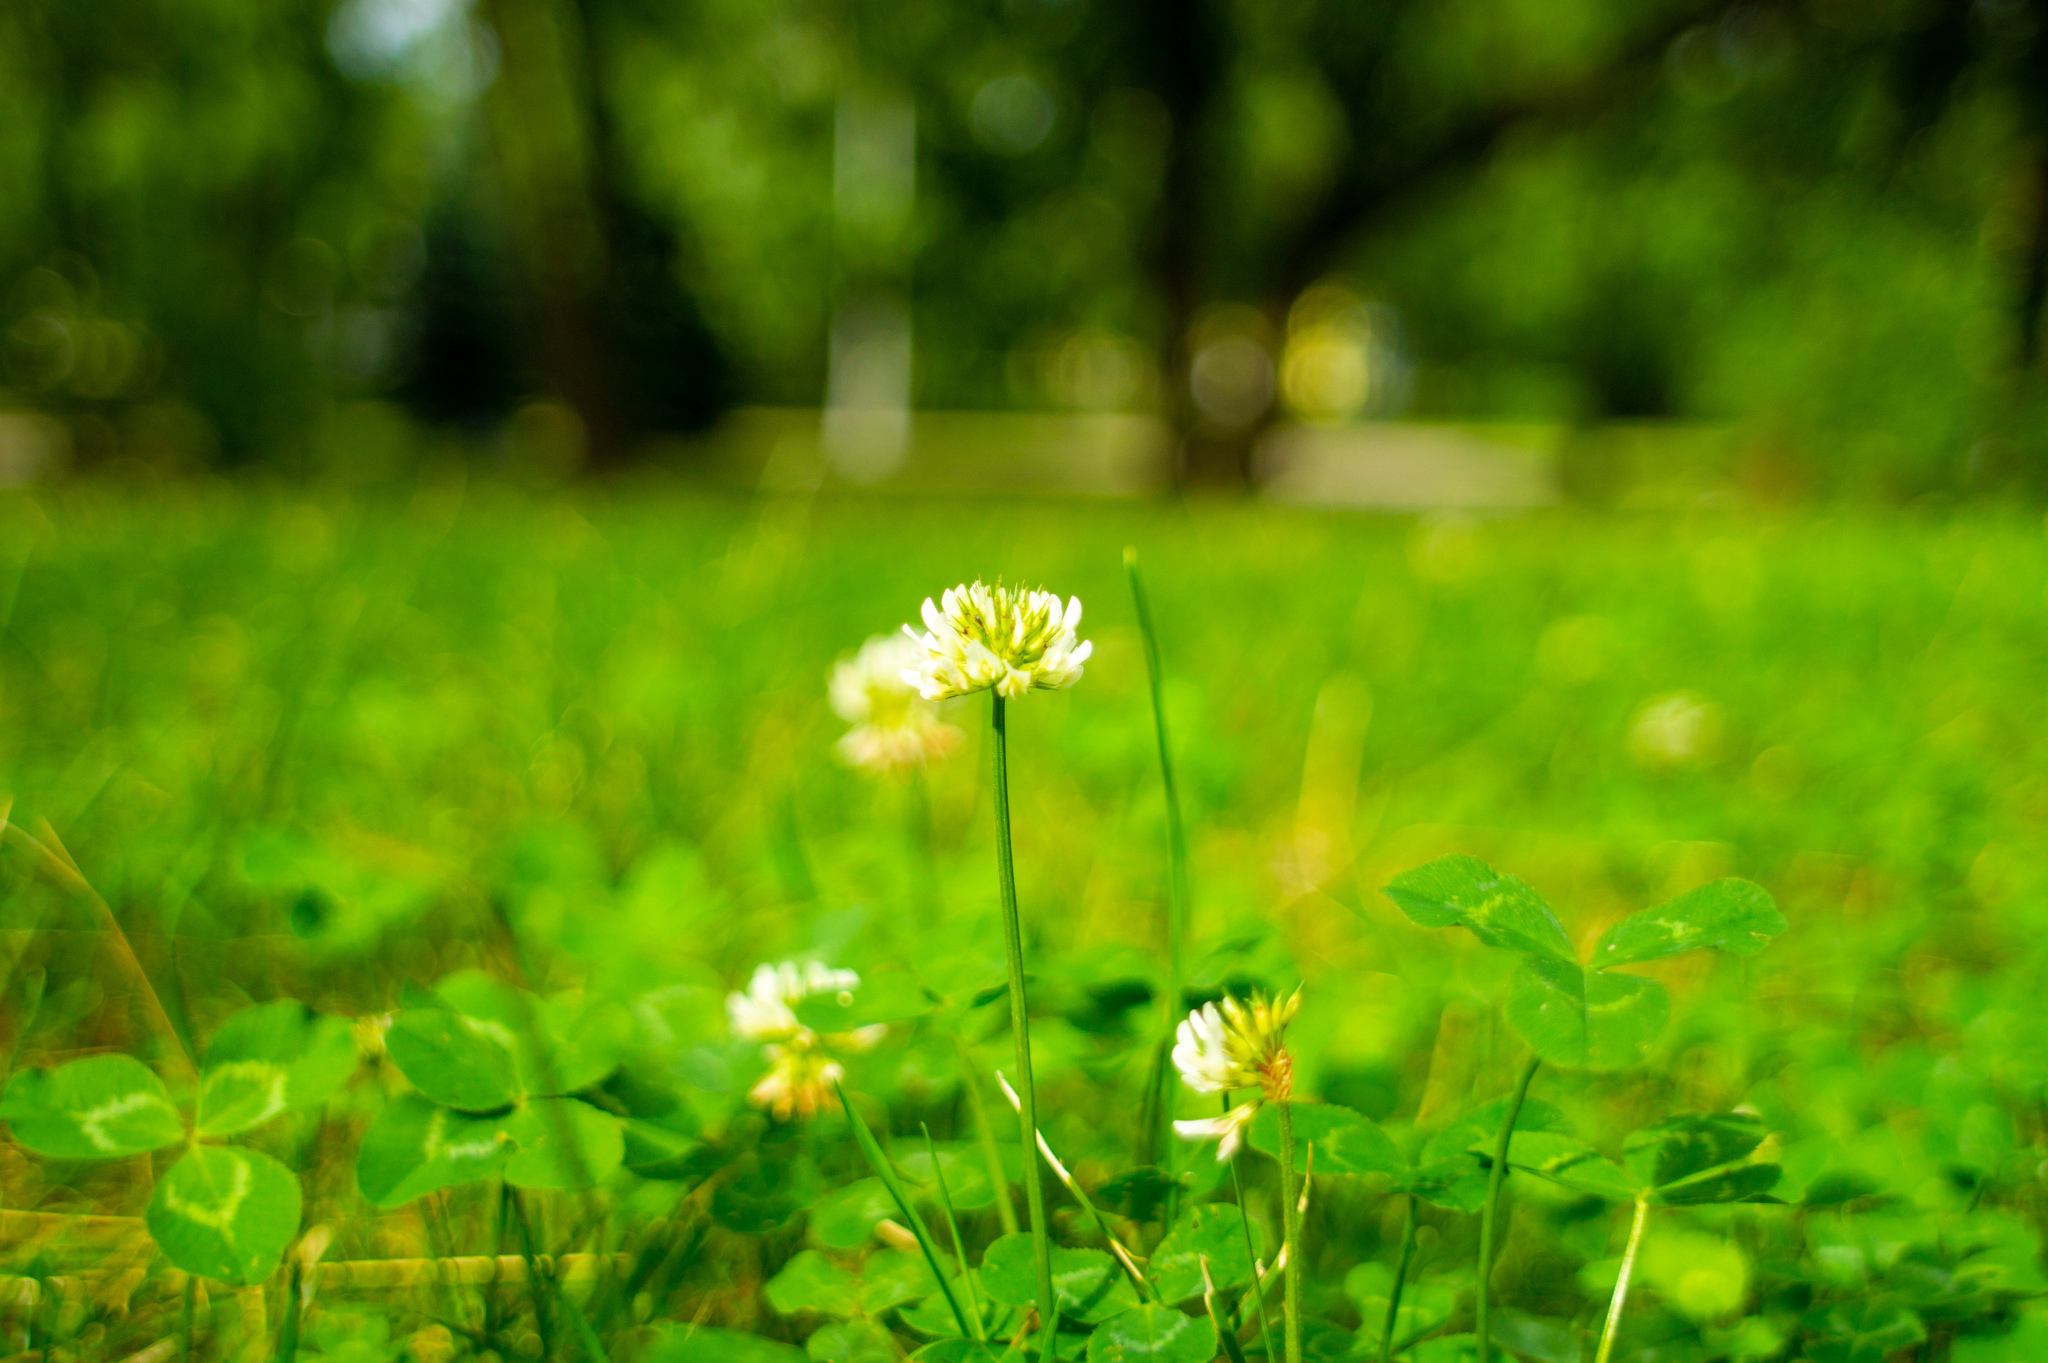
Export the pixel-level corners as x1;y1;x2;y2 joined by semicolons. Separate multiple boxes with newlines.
2;482;2045;1363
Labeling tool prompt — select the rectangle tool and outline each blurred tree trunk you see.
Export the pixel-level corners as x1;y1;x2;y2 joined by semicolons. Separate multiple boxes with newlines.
477;0;632;465
1137;0;1261;490
1144;0;1765;493
475;0;729;466
2014;9;2048;368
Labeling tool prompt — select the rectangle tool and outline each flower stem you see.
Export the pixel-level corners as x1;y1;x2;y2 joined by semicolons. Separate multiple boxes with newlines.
1224;1095;1276;1362
1475;1058;1540;1363
1594;1195;1651;1363
924;1123;987;1340
990;694;1058;1351
1380;1194;1417;1363
1125;548;1189;1179
957;1037;1021;1236
1275;1100;1304;1363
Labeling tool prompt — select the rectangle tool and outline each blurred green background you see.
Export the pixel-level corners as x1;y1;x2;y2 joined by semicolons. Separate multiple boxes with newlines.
4;489;2044;1103
10;0;2048;496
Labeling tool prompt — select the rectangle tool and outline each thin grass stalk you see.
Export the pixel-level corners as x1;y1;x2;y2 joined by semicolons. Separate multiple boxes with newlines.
1593;1196;1651;1363
956;1038;1021;1236
273;1263;303;1363
835;1083;973;1339
4;815;199;1084
557;1277;613;1363
424;1193;477;1336
989;694;1058;1352
923;1124;987;1340
1137;1041;1171;1169
1125;549;1189;1177
1223;1094;1276;1362
996;1072;1154;1301
1244;1244;1290;1318
1275;1102;1304;1363
1201;1257;1252;1363
1474;1058;1540;1363
1380;1194;1418;1363
503;1184;554;1361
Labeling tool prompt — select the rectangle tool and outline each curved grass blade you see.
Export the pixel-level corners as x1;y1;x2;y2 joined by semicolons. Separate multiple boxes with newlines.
836;1083;972;1339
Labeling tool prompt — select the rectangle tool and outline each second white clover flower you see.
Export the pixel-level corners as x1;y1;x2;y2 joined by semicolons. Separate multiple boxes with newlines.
1171;988;1301;1161
829;634;963;774
727;960;885;1120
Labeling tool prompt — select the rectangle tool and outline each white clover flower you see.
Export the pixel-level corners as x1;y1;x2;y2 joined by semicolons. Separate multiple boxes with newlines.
901;581;1092;702
1171;990;1300;1161
728;961;886;1120
829;634;964;774
749;1049;846;1121
727;961;863;1044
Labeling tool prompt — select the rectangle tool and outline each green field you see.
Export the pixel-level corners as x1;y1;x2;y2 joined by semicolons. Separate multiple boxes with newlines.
3;485;2047;1363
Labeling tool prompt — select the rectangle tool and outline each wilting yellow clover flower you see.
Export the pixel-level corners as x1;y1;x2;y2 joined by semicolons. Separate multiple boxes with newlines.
728;962;886;1120
829;634;964;774
1171;989;1300;1161
901;581;1092;701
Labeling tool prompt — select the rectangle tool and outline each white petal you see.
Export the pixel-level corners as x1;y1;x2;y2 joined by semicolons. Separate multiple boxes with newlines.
1173;1116;1235;1142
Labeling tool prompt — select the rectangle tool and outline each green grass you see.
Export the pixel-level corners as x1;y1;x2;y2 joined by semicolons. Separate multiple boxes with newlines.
3;483;2047;1362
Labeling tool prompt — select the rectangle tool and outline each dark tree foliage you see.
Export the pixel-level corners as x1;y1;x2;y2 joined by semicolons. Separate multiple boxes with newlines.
7;0;2048;489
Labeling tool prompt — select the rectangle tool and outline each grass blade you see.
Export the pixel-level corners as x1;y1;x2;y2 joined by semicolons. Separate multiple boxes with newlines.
1202;1256;1251;1363
836;1083;973;1339
924;1123;987;1340
996;1071;1153;1301
1125;547;1189;1181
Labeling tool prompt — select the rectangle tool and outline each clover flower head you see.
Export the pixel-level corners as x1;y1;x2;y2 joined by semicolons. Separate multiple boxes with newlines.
727;960;863;1044
1172;990;1299;1097
729;960;886;1120
1171;989;1300;1161
749;1048;846;1121
901;581;1092;701
829;634;964;774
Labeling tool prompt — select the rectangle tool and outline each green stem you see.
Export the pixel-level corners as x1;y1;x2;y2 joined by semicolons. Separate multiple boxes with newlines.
1475;1059;1540;1363
836;1084;974;1339
1126;548;1189;1182
957;1036;1021;1236
505;1183;555;1362
1593;1196;1651;1363
924;1124;987;1340
1201;1256;1253;1363
999;1072;1153;1302
1224;1094;1276;1362
276;1262;304;1363
1275;1101;1304;1363
991;694;1058;1351
1380;1194;1417;1363
559;1283;613;1363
